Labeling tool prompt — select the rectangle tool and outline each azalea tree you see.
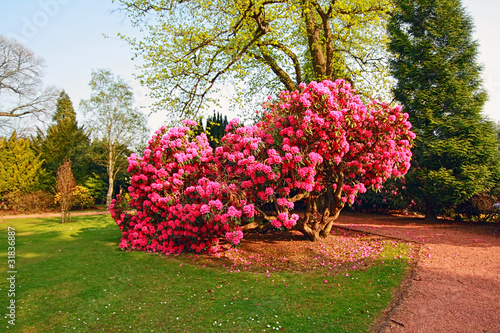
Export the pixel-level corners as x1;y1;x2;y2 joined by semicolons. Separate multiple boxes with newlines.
111;80;414;253
117;0;394;120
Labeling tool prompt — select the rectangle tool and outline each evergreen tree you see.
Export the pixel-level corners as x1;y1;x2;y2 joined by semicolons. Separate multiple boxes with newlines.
388;0;500;218
205;112;228;149
34;91;91;187
0;131;45;197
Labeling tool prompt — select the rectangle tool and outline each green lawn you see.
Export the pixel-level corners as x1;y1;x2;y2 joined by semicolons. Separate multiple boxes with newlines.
0;215;413;332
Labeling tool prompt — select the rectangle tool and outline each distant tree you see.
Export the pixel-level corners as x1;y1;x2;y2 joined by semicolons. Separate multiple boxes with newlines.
86;138;133;204
388;0;500;218
33;91;91;186
82;172;107;205
0;35;57;133
0;131;45;198
117;0;395;120
79;69;149;207
56;160;76;223
205;112;228;148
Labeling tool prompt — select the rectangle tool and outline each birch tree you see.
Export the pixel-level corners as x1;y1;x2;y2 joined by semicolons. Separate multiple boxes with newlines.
80;69;149;207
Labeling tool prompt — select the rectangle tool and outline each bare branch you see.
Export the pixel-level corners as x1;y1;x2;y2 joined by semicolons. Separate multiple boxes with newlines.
0;35;57;121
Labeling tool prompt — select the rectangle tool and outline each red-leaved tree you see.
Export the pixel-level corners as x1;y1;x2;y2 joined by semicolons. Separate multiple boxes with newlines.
111;80;414;253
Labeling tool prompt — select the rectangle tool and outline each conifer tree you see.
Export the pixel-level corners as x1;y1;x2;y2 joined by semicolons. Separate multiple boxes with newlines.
0;132;45;197
34;91;91;186
205;111;228;148
388;0;500;218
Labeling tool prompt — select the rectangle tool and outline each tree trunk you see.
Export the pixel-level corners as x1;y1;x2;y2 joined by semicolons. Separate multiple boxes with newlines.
297;209;342;241
106;149;115;208
296;168;345;241
106;173;114;209
424;197;438;221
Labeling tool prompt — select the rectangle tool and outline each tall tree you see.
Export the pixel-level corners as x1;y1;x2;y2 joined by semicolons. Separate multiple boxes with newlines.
79;69;149;207
33;91;91;186
117;0;394;120
0;35;57;134
388;0;500;218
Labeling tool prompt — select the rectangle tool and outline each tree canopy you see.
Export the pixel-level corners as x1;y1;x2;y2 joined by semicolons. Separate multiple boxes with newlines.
33;91;91;186
117;0;394;120
0;131;45;197
388;0;500;218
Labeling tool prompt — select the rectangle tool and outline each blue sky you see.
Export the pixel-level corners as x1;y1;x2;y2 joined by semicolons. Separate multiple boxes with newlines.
1;0;499;132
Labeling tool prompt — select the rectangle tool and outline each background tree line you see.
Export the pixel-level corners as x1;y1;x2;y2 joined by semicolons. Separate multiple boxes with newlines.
0;37;149;214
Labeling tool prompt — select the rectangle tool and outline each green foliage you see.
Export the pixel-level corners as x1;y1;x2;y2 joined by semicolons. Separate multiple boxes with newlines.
80;68;149;207
117;0;394;120
205;111;229;148
0;131;45;197
55;185;95;210
33;91;91;187
352;179;414;213
455;191;500;223
84;172;108;204
388;0;500;217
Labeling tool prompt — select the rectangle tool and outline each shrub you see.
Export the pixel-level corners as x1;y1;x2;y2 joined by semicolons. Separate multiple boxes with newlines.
111;80;414;254
54;185;95;210
71;186;95;210
84;173;107;204
455;192;499;223
2;191;56;213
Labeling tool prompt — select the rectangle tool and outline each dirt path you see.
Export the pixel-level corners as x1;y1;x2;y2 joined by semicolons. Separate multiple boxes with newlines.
334;213;500;333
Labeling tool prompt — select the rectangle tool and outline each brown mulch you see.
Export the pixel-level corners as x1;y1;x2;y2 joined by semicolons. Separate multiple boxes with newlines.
191;226;410;275
333;213;500;333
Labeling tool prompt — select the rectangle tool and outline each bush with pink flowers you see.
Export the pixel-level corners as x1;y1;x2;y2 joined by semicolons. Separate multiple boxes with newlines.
111;79;415;253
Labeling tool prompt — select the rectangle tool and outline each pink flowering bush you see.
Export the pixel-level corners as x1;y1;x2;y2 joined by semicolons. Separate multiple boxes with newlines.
111;79;415;253
110;120;256;254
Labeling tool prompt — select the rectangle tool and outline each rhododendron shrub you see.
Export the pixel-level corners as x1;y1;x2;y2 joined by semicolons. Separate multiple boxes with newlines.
249;79;415;240
110;120;256;254
111;79;414;253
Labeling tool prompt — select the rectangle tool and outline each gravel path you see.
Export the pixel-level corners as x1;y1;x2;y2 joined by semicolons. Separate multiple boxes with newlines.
334;213;500;333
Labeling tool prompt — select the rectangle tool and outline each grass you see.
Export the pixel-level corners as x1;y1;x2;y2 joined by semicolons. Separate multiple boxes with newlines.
0;215;414;332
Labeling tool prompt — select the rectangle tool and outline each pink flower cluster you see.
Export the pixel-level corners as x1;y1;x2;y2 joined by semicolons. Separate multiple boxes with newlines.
225;228;244;246
110;79;414;254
